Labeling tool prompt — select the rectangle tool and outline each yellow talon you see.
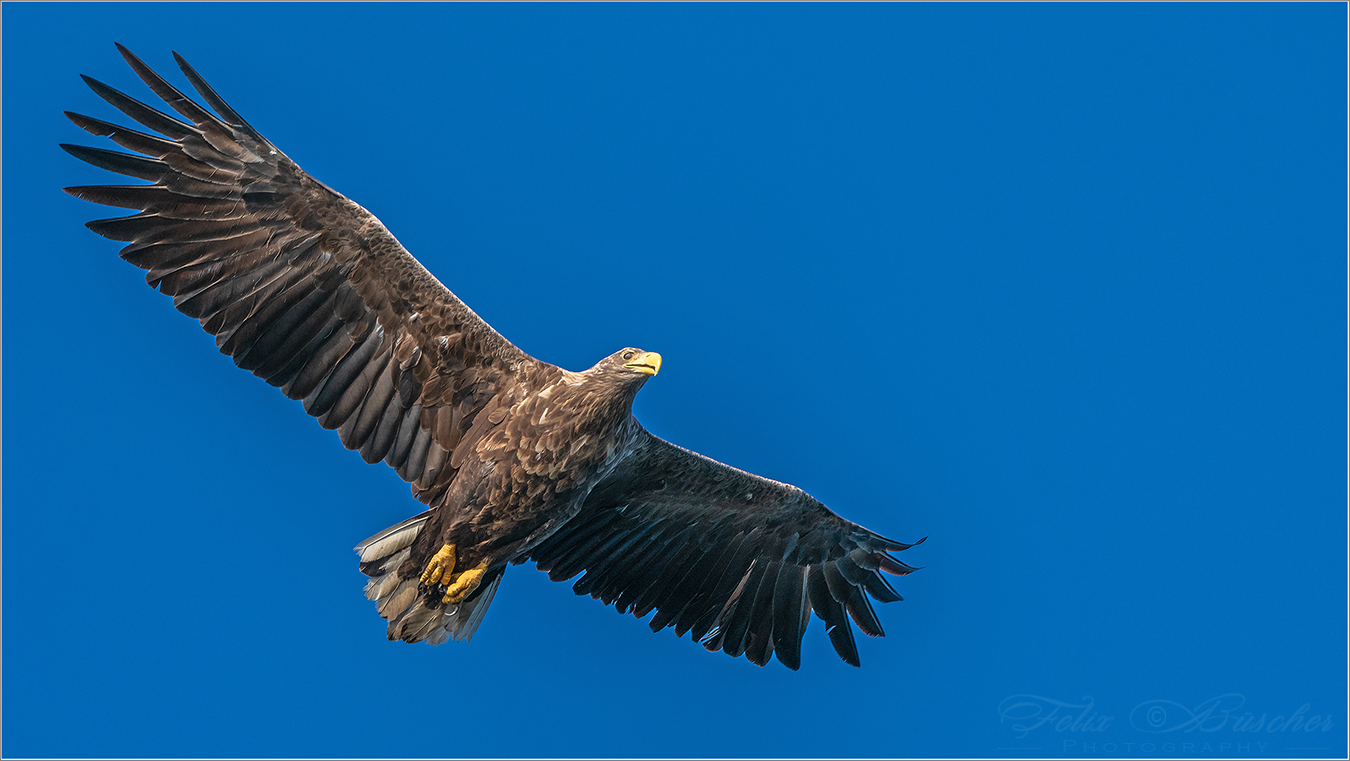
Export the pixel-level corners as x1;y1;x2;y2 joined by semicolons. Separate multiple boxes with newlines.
420;544;486;605
420;543;456;586
443;561;488;604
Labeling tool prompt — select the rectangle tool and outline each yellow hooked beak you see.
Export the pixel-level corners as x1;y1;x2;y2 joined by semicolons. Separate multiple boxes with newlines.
624;351;662;376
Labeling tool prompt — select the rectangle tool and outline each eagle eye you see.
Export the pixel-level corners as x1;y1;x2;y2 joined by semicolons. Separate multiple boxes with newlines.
622;351;635;361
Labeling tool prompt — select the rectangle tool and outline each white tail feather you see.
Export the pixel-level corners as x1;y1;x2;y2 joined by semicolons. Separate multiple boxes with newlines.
355;512;431;564
365;559;407;600
378;580;419;620
450;570;502;643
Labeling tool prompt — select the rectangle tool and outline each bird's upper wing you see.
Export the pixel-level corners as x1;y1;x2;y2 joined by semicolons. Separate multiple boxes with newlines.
528;425;923;669
64;45;549;503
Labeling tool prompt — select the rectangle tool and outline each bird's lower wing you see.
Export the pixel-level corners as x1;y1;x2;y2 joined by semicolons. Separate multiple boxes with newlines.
528;425;923;669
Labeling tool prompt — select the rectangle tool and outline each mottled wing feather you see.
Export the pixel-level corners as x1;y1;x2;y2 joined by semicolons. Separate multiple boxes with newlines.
529;426;923;669
65;45;546;502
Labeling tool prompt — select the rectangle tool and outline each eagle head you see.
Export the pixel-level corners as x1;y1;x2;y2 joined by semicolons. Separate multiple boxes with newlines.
592;347;662;383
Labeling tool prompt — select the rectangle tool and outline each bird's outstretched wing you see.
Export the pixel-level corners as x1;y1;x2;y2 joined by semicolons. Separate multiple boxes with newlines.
529;426;924;669
64;45;549;504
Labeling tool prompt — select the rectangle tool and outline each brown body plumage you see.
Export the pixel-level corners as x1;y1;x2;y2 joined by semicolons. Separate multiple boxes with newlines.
65;45;924;668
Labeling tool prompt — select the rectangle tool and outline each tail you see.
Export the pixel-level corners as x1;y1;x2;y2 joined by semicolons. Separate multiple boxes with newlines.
354;512;505;645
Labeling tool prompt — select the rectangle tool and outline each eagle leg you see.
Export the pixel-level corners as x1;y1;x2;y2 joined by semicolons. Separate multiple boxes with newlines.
418;543;488;604
443;561;488;604
419;543;457;587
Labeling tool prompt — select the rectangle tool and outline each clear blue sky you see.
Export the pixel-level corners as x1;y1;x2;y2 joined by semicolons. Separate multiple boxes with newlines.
4;3;1345;759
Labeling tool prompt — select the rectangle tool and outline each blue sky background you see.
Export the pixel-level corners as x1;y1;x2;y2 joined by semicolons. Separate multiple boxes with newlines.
4;3;1345;759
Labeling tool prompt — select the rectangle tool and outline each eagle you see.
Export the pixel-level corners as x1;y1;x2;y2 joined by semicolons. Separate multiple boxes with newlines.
63;45;925;670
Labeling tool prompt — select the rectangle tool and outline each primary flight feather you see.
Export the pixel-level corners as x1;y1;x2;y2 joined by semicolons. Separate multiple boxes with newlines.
64;44;924;669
